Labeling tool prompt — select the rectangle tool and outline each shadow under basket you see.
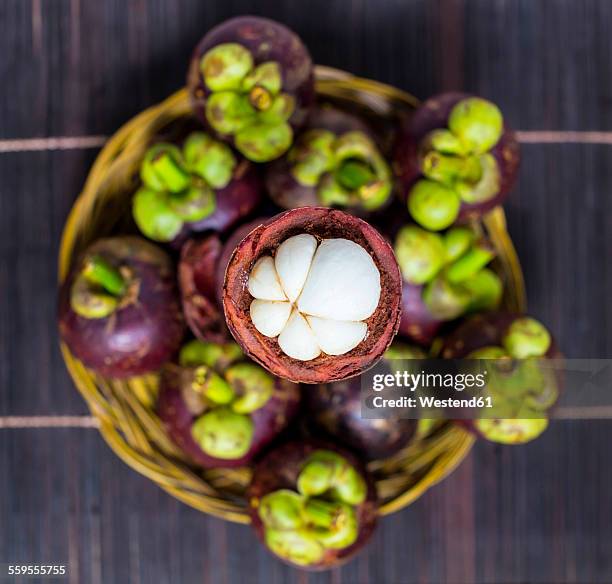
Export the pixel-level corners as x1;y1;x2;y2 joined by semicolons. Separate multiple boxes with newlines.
58;66;526;524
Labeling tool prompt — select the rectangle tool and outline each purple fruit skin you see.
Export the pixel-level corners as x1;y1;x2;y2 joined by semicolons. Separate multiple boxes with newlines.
58;237;185;378
247;440;378;570
188;16;315;139
398;281;443;346
394;92;520;220
179;218;271;343
265;106;375;210
157;366;301;469
307;379;417;460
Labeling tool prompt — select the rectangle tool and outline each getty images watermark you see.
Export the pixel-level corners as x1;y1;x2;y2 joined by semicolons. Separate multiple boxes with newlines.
361;358;612;420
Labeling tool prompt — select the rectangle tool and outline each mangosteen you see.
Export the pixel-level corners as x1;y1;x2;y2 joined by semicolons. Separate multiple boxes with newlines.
223;207;402;383
265;105;393;213
441;313;561;444
307;342;424;460
394;224;502;346
157;340;300;468
247;441;377;569
132;131;262;243
187;16;314;162
394;93;520;230
58;236;185;378
178;218;270;342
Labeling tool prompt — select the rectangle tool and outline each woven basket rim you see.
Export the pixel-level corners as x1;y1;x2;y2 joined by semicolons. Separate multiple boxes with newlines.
57;66;528;523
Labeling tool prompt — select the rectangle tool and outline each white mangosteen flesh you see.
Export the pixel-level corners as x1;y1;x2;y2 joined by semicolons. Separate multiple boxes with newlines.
247;235;381;361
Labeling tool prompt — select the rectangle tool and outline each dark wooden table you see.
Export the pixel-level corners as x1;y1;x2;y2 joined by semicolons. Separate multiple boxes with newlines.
1;1;611;582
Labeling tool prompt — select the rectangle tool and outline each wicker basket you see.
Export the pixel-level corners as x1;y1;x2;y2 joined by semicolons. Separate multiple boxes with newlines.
58;66;526;524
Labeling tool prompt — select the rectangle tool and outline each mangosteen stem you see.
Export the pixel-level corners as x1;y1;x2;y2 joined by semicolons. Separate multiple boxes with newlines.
335;160;376;191
249;86;273;111
150;150;191;193
191;365;235;405
445;244;495;283
82;255;126;297
421;151;482;185
303;498;345;529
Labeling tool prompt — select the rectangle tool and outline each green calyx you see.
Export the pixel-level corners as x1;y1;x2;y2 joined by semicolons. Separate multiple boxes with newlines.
257;453;365;565
394;225;501;321
133;133;236;242
191;407;254;459
180;340;243;372
289;130;392;211
179;341;277;459
297;451;367;506
502;317;551;358
201;43;295;162
70;255;128;319
474;417;549;445
409;97;504;227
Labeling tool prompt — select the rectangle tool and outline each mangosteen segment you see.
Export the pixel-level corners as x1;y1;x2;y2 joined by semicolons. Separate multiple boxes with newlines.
287;130;392;211
133;132;239;242
223;208;402;383
247;235;380;361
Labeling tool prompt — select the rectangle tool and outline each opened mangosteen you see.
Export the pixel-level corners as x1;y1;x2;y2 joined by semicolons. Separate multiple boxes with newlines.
306;342;423;460
58;236;185;378
394;93;520;230
179;218;269;342
158;340;300;468
394;224;502;346
247;441;377;569
441;313;561;444
132;131;262;243
223;207;402;383
265;105;393;213
188;16;314;162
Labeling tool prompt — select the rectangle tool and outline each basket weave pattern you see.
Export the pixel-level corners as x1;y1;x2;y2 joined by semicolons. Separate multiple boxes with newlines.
58;67;525;523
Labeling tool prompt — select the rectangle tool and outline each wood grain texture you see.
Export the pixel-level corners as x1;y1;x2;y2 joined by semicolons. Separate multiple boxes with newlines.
0;0;611;582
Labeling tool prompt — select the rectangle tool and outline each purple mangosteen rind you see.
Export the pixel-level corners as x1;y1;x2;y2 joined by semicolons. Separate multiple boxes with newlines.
306;378;418;460
179;218;273;343
265;105;392;214
58;236;185;378
247;440;378;570
187;16;315;162
179;235;228;343
157;356;301;469
393;92;520;224
398;281;444;346
222;207;403;384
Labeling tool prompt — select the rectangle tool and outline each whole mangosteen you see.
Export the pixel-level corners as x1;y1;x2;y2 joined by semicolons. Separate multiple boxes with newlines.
157;340;301;468
394;93;520;230
222;207;403;383
265;105;393;213
394;224;502;345
188;16;314;162
306;342;424;460
247;441;377;569
441;313;561;444
58;236;185;377
132;132;262;243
